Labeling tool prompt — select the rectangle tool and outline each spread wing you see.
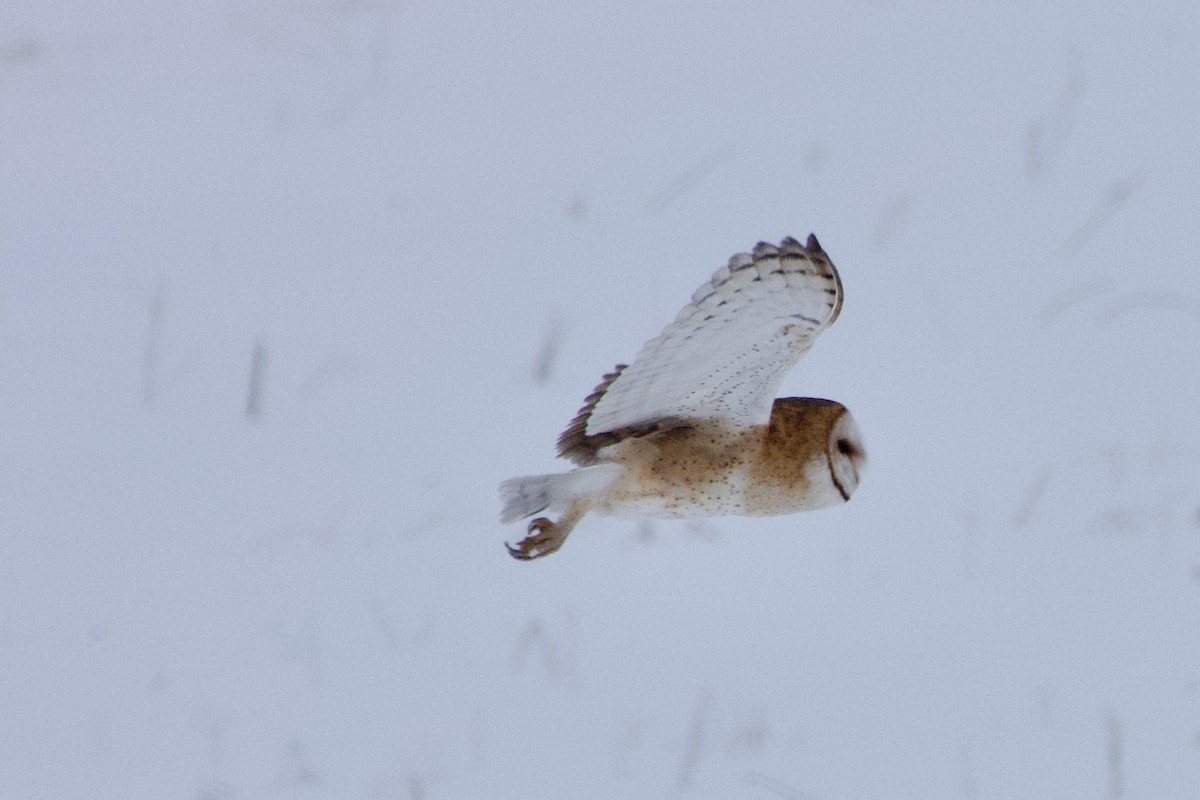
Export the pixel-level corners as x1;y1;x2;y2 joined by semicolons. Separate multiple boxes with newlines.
557;234;843;465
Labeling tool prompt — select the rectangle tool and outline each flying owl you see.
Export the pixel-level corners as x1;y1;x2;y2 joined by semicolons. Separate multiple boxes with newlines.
500;234;866;560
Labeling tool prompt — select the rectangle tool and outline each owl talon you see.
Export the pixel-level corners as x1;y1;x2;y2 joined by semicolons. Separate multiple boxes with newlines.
505;517;566;561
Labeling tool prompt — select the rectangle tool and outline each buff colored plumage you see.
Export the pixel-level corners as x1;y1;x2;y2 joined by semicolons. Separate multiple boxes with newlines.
500;234;865;560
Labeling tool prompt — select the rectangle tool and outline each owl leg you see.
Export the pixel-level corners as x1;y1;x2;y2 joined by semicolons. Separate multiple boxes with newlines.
505;498;592;561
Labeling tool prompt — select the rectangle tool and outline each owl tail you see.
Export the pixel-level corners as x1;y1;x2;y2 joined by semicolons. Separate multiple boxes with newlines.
498;464;621;523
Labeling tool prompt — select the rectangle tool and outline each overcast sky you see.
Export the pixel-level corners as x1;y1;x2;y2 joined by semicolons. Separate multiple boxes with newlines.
3;2;1200;798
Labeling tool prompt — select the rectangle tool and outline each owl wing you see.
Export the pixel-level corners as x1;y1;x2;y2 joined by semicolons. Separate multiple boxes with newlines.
557;234;843;465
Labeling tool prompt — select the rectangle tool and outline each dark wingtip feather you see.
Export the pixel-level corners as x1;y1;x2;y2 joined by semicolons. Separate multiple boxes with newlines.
555;364;627;465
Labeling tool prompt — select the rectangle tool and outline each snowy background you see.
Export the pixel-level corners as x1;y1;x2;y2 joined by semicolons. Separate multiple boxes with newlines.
3;2;1200;798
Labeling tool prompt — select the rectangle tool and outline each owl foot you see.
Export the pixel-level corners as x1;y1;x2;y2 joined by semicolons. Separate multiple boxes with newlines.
505;498;592;561
506;517;566;561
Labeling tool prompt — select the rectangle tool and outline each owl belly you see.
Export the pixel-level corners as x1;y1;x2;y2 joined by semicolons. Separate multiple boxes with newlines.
587;423;756;518
598;462;755;519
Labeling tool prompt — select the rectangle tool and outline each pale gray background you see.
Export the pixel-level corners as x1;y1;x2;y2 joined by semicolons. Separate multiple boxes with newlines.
3;2;1200;798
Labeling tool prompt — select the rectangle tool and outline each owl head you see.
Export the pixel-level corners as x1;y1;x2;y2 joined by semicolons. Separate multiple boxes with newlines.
764;397;867;510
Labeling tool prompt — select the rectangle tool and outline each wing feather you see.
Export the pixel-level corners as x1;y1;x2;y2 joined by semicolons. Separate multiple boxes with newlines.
557;234;843;464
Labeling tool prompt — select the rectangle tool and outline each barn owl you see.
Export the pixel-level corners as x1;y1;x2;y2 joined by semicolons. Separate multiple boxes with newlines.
500;234;865;560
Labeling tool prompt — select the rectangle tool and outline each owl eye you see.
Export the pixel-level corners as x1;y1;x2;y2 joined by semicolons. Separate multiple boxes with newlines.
836;438;857;457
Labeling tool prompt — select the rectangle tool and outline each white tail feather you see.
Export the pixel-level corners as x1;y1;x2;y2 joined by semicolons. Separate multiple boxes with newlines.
499;465;622;523
499;473;562;523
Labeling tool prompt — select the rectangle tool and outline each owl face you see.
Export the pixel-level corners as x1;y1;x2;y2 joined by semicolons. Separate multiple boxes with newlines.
826;409;867;503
